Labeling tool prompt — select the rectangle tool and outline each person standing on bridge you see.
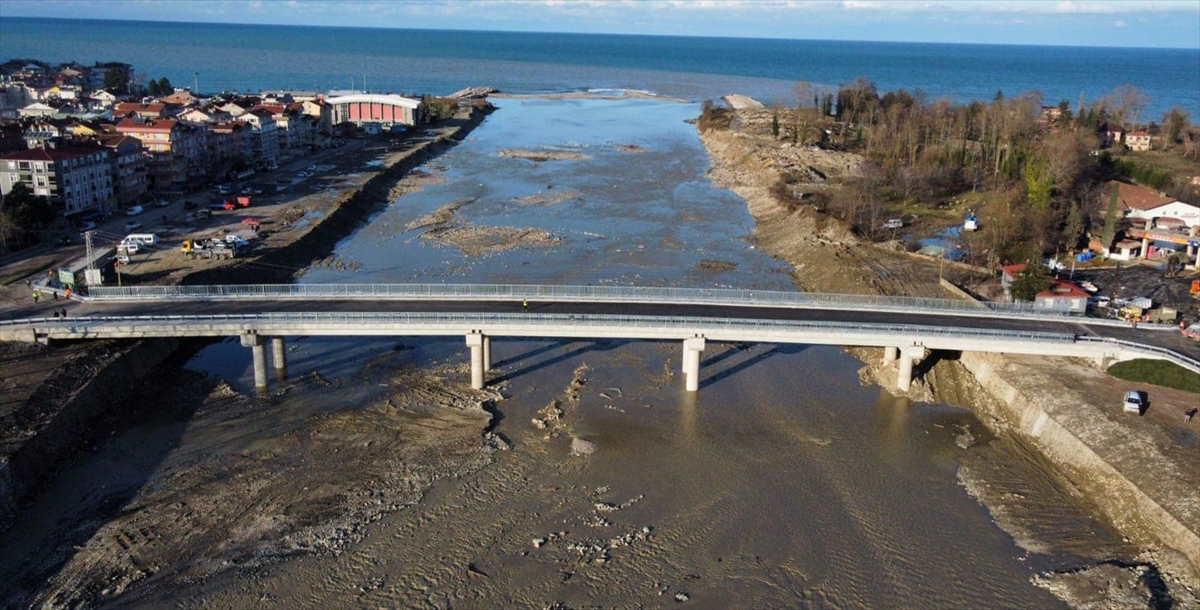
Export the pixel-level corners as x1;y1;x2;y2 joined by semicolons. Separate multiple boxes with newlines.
522;298;529;312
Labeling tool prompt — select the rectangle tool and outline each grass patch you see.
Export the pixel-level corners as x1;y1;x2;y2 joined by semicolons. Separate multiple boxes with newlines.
1108;359;1200;394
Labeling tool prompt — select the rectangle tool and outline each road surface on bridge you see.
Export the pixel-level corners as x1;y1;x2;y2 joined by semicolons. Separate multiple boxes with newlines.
53;297;1200;359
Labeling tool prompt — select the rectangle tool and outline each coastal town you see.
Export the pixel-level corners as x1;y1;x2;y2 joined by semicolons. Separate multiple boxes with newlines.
0;54;1199;609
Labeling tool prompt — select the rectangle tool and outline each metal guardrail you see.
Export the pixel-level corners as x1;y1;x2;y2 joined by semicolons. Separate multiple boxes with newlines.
0;311;1080;343
1077;335;1200;372
84;283;1132;325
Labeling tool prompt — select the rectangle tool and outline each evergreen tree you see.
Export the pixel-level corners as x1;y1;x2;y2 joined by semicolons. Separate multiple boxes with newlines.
1011;263;1051;302
771;112;780;139
1101;182;1120;249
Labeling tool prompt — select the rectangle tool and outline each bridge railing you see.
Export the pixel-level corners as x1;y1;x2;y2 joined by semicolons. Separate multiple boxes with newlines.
4;310;1080;343
85;283;1108;322
1077;335;1200;371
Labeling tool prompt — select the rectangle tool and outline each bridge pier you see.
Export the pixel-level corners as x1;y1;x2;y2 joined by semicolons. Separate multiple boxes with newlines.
467;332;485;390
883;346;899;364
240;333;268;393
896;345;925;393
682;336;706;392
271;337;288;380
483;335;492;371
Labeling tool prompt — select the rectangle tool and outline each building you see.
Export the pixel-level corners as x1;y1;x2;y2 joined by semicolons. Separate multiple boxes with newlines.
1106;180;1200;229
1;142;115;217
97;134;148;207
324;93;420;130
1034;281;1089;314
236;108;279;166
207;121;252;170
1125;131;1151;151
115;118;208;188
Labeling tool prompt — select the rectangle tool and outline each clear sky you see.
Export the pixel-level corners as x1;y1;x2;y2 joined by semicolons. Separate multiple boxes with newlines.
2;0;1198;49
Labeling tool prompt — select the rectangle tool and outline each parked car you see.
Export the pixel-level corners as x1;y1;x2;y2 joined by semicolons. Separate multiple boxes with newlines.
307;164;317;171
77;221;96;231
124;221;142;232
126;205;144;216
57;235;74;245
1123;391;1145;414
155;199;171;207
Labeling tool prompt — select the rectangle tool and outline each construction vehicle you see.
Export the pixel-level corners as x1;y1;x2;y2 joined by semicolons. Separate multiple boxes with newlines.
1116;305;1145;322
1191;280;1200;298
181;238;237;260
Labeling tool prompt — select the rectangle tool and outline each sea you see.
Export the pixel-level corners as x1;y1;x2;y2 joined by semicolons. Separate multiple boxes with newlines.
1;16;1197;118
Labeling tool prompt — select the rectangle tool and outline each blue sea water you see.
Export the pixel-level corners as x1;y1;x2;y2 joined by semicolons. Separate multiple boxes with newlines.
1;17;1197;118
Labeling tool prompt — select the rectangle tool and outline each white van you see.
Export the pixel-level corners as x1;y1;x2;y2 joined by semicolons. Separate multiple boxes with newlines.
126;205;144;216
125;233;158;246
117;240;140;254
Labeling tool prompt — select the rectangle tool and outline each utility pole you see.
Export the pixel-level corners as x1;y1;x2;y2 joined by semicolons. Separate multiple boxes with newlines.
194;72;199;94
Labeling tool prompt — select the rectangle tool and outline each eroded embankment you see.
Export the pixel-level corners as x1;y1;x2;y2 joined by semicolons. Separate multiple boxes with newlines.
0;108;493;534
697;123;1200;594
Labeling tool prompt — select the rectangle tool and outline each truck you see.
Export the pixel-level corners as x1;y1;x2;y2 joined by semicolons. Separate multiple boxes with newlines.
181;238;237;260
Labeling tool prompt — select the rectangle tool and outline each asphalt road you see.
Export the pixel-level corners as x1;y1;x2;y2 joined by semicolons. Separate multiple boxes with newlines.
35;297;1199;360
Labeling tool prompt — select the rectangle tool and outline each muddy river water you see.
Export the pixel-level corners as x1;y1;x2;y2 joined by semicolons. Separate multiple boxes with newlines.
2;98;1129;607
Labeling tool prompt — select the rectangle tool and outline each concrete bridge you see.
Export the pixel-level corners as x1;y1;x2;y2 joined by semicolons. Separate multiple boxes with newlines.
2;284;1196;393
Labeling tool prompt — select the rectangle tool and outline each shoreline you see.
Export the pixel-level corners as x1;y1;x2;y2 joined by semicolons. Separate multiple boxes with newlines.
696;114;1200;599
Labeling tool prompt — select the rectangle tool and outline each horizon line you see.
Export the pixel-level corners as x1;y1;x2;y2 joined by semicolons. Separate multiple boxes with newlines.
1;14;1197;52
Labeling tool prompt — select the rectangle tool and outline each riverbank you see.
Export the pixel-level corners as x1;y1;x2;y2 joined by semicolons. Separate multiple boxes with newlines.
697;108;1200;603
0;105;494;540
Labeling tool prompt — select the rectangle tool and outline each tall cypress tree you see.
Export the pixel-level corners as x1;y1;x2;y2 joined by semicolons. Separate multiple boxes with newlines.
1101;182;1120;249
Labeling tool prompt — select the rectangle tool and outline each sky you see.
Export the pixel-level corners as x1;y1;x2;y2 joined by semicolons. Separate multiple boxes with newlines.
1;0;1198;49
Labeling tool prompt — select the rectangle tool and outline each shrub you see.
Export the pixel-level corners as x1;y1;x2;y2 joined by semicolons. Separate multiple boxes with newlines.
1107;359;1200;393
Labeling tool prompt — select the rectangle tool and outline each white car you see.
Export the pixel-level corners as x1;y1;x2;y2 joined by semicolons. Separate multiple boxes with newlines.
1123;391;1145;414
124;221;142;232
118;241;139;254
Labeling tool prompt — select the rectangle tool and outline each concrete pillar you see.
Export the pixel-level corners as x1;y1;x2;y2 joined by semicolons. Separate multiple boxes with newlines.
1140;236;1149;259
896;345;925;393
883;346;899;364
466;333;485;390
682;336;706;392
240;333;268;393
482;335;492;372
1193;244;1200;268
271;336;287;380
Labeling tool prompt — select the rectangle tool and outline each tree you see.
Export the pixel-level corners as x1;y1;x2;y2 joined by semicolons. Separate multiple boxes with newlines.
1011;262;1051;302
1;183;55;229
1101;181;1120;249
103;68;129;94
1162;107;1190;146
771;111;780;139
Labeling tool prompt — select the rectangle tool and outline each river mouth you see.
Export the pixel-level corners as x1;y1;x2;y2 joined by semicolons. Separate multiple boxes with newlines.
2;97;1134;607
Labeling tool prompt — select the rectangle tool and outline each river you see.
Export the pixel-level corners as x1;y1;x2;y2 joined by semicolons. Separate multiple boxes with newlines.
2;96;1129;607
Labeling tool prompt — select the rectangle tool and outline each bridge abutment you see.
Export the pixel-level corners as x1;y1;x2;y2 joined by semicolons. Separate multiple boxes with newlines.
240;332;268;393
682;336;706;392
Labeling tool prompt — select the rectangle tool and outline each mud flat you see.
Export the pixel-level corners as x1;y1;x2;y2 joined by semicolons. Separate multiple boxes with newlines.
0;106;495;594
698;107;1200;601
498;148;591;162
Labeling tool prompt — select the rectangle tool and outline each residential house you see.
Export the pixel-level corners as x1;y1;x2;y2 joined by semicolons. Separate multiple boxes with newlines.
302;98;333;134
0;141;115;217
116;118;208;188
236;108;279;166
1125;131;1151;151
999;263;1026;300
112;102;179;120
97;134;148;206
1106;180;1200;228
89;89;118;107
1034;281;1089;314
86;62;133;92
18;102;58;118
218;101;250;118
1101;125;1123;148
1108;239;1142;261
207;121;252;171
23;119;68;148
159;89;200;106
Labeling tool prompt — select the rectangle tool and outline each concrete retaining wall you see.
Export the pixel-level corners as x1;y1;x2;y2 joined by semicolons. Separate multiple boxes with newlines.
959;351;1200;576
